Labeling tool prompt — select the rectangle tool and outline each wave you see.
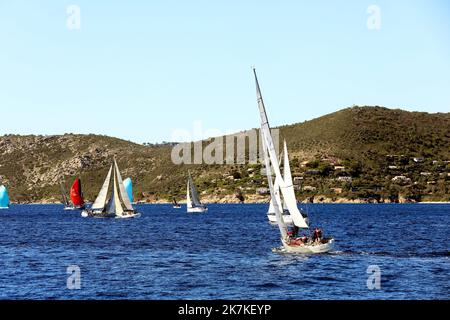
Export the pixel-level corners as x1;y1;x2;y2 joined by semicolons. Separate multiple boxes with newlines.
330;250;449;258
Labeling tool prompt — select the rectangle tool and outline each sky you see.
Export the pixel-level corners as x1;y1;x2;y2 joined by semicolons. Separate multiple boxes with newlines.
0;0;449;143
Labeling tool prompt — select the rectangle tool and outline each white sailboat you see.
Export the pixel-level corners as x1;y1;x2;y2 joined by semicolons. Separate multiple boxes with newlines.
172;197;181;209
187;172;207;213
81;159;140;219
254;68;334;254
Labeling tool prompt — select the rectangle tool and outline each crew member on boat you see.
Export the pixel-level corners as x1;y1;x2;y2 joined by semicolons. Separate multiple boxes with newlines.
312;228;323;243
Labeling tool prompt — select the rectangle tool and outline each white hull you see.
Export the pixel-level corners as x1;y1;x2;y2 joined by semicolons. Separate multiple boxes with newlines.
0;207;9;210
81;210;140;219
187;206;208;213
115;212;141;219
276;238;335;254
267;213;293;224
173;206;181;209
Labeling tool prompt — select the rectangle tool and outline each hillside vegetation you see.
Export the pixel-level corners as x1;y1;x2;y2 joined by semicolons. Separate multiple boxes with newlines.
0;106;449;203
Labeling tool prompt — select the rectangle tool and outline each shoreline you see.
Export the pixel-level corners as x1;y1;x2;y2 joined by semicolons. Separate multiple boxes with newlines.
10;200;450;205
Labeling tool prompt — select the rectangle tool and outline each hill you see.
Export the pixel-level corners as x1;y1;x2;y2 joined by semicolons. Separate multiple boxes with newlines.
0;106;449;203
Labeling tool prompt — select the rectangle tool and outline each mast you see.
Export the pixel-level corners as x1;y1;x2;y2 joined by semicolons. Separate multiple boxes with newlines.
254;68;308;229
253;69;288;238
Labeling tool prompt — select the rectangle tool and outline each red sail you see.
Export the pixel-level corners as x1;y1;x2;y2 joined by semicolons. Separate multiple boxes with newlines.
70;178;84;206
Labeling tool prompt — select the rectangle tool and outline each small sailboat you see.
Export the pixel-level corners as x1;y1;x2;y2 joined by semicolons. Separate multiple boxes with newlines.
123;178;134;203
61;178;85;210
186;172;207;213
254;68;334;254
172;197;181;208
0;185;10;209
60;181;72;210
82;159;140;219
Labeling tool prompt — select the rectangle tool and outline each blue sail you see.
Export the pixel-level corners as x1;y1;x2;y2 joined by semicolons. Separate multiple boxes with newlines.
0;185;10;208
123;178;133;203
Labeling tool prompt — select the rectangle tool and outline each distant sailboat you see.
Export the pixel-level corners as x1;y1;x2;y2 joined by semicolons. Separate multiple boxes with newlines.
0;185;10;209
82;159;140;219
60;181;71;209
61;178;85;210
172;197;181;208
187;172;207;213
123;178;134;203
254;68;334;253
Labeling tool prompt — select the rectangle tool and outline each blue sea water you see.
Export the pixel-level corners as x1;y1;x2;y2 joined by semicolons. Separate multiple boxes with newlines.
0;204;448;300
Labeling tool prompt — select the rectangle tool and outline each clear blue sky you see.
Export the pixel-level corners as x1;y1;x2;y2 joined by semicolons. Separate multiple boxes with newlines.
1;0;449;143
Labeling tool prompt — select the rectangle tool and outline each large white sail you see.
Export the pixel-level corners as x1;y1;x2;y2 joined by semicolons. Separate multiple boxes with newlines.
261;130;288;239
112;168;124;216
254;68;308;229
268;174;284;214
282;140;308;228
114;159;133;211
91;164;113;211
186;179;192;209
268;151;284;214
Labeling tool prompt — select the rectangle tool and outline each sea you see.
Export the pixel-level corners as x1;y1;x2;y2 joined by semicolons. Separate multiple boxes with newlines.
0;204;448;300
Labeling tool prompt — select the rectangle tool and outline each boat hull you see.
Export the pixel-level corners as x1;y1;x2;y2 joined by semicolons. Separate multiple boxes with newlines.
187;206;208;213
0;207;9;210
64;206;85;211
81;210;140;219
115;212;141;219
278;238;335;254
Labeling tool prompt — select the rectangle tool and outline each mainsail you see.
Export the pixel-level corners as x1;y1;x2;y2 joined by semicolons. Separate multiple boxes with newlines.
0;185;10;208
188;173;203;207
112;168;124;216
261;130;288;239
70;178;84;207
268;151;285;214
268;174;284;214
114;159;133;211
60;182;70;206
186;180;192;208
254;68;308;229
91;164;113;211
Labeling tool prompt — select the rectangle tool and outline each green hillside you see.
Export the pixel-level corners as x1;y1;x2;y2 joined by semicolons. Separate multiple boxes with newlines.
0;106;449;203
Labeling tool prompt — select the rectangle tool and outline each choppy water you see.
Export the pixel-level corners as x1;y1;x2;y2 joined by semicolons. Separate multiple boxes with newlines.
0;204;448;299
